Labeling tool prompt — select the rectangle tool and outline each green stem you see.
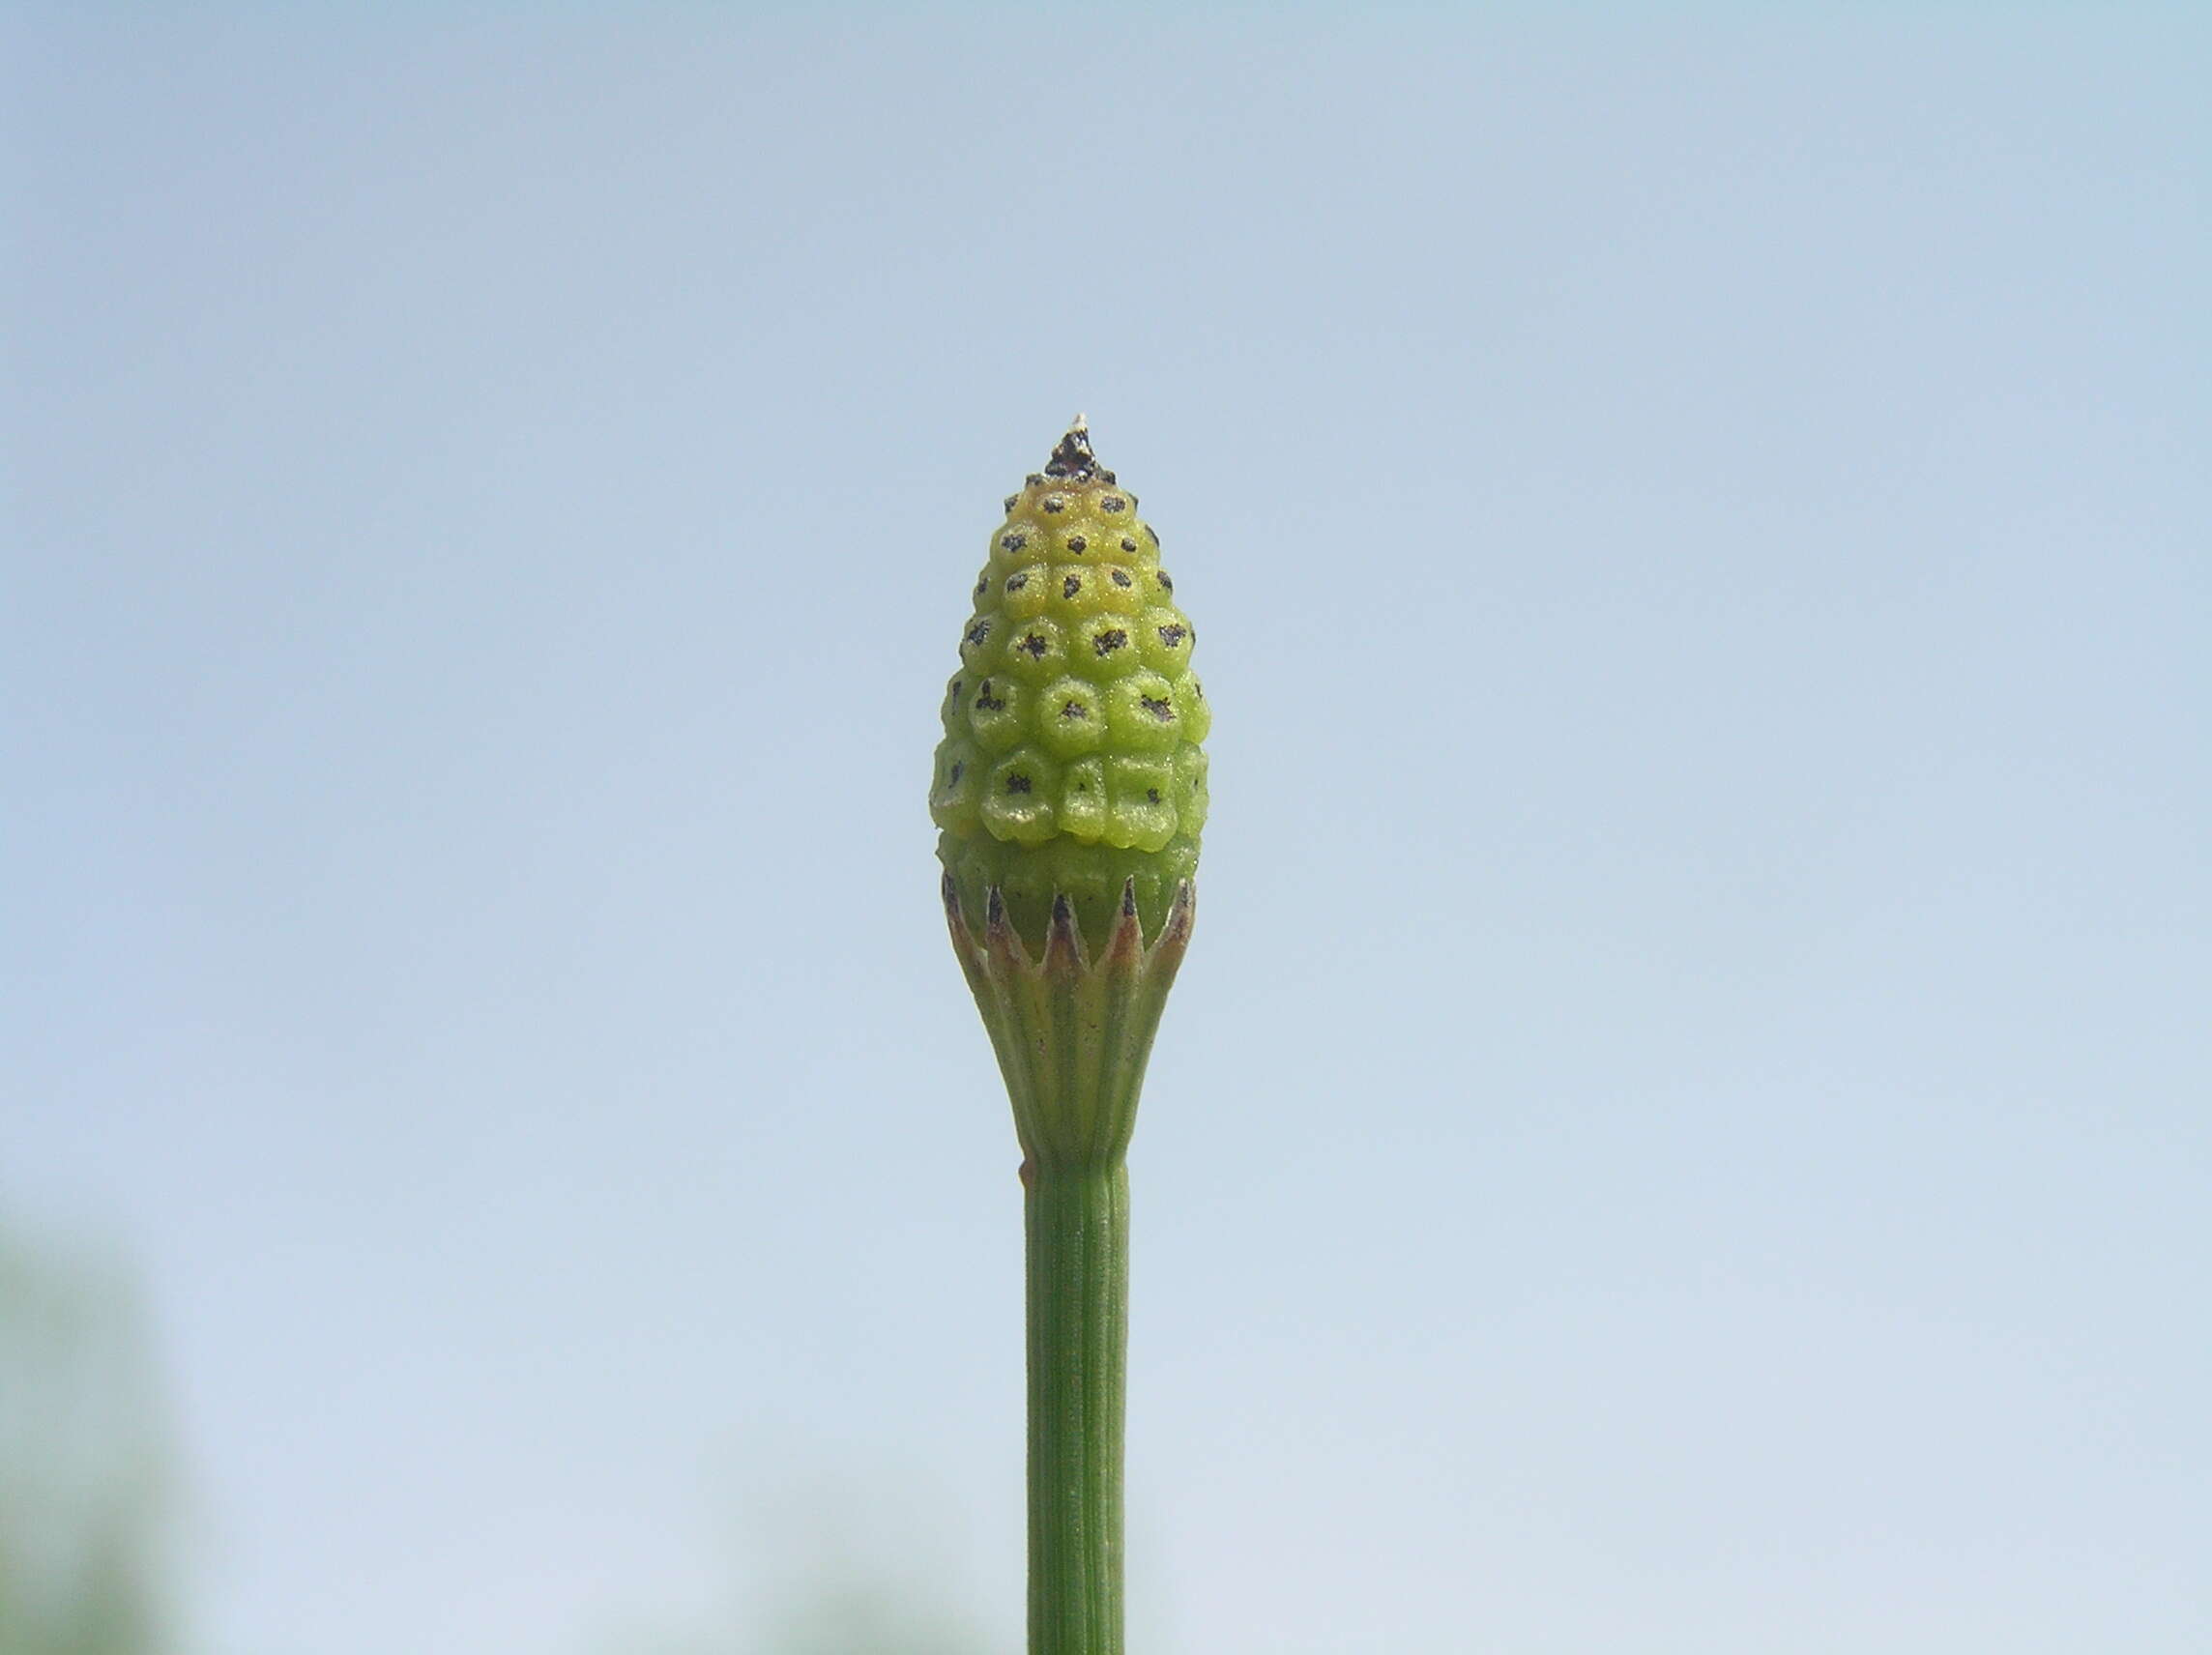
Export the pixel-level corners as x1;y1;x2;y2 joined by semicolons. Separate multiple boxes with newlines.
1025;1161;1129;1655
946;878;1192;1654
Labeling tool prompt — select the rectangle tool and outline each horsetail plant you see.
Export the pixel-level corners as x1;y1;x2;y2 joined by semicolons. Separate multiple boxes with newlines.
930;418;1207;1655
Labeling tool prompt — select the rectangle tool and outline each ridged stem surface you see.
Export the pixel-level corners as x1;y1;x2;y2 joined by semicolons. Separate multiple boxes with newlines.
943;877;1191;1655
1025;1162;1128;1655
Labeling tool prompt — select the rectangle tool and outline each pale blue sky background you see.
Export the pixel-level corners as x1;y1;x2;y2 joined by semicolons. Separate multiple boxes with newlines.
5;7;2208;1653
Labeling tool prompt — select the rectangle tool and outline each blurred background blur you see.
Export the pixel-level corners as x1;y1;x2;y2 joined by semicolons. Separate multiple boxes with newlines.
4;7;2207;1653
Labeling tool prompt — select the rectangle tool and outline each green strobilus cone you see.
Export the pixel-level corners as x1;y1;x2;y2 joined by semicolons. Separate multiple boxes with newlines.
930;420;1206;1655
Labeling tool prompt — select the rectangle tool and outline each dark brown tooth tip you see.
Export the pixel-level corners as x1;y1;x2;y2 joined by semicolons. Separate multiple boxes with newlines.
1121;878;1139;916
1044;892;1085;972
1155;882;1195;950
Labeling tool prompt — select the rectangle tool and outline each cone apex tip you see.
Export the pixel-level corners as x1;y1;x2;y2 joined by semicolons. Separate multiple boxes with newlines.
1043;419;1101;480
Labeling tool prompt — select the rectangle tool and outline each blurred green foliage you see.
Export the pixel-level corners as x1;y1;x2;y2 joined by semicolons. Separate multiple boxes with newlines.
755;1582;983;1655
0;1228;172;1655
588;1474;992;1655
0;1222;991;1655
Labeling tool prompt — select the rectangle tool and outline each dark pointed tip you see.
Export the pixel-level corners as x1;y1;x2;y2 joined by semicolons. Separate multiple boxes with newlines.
1165;879;1196;940
1043;416;1102;480
1145;878;1198;974
1044;890;1086;974
1104;876;1145;968
986;885;1006;926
